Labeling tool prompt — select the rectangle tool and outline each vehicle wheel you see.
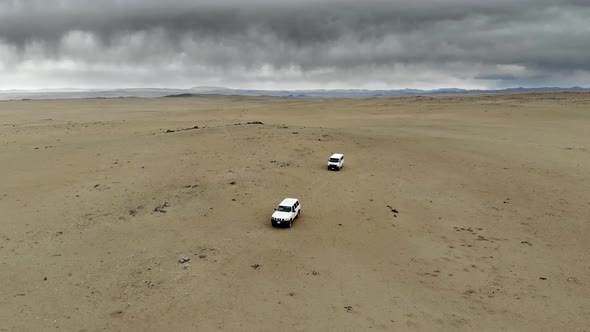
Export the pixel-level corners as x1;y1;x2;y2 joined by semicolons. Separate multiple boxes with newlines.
288;219;292;228
295;211;300;219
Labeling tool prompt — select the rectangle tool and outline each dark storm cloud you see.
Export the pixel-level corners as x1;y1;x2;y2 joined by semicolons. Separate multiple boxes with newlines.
1;0;589;89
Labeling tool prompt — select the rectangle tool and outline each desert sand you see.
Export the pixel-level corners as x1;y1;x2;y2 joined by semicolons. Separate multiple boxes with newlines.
0;93;589;331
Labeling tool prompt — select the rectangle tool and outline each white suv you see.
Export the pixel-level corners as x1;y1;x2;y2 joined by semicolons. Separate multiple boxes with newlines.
327;153;344;171
271;198;301;228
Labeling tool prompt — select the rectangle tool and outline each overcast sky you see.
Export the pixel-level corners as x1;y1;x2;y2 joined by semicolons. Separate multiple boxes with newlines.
1;0;589;90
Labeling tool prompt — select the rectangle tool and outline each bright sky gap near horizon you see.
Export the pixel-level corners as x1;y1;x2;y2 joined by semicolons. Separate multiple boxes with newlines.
1;0;589;90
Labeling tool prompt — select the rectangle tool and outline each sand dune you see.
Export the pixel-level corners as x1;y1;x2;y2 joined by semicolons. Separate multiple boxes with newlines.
0;93;589;331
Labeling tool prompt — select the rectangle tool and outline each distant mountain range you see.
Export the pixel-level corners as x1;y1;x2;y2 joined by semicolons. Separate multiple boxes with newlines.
1;86;588;101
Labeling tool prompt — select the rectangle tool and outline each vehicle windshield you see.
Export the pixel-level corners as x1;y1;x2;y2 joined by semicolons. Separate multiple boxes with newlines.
329;158;340;162
277;205;292;212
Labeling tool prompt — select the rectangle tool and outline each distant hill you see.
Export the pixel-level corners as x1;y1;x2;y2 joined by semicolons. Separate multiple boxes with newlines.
1;86;589;101
163;93;197;98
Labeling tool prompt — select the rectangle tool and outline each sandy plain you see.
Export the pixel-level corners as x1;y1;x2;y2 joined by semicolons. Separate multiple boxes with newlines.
0;93;589;331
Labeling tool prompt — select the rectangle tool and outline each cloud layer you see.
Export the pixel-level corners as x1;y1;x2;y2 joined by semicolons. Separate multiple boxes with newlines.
1;0;589;89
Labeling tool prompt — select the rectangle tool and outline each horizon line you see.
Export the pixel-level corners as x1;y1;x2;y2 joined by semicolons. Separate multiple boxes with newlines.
1;85;589;93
